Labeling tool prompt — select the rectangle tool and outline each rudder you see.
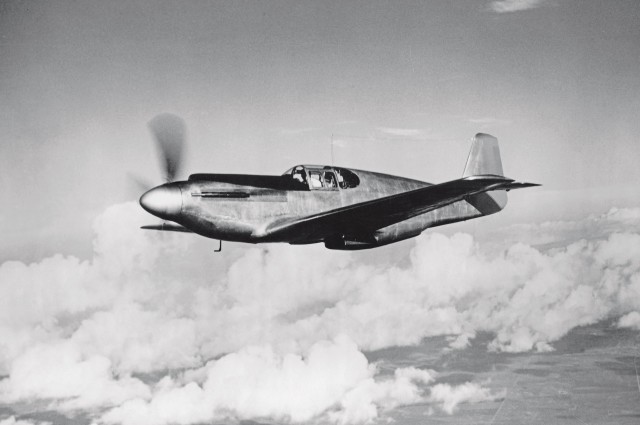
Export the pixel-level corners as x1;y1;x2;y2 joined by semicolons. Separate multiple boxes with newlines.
463;133;503;177
463;133;507;212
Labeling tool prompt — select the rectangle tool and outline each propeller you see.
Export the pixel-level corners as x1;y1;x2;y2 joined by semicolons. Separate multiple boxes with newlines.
127;172;153;193
128;113;186;200
148;113;186;183
135;113;187;223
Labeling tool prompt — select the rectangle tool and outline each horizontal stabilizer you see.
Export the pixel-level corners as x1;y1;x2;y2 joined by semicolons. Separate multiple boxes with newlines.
501;181;541;190
462;175;539;191
141;223;193;233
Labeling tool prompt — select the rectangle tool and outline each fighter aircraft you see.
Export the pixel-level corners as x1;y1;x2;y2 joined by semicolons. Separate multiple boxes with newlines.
139;114;539;250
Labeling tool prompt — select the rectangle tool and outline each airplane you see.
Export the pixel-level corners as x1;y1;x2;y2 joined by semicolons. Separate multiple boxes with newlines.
139;114;539;250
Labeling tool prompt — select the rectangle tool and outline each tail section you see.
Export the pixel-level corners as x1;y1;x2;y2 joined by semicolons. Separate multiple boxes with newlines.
463;133;503;177
463;133;507;214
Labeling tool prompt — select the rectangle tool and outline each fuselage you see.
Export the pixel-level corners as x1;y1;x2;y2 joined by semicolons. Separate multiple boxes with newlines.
141;165;493;249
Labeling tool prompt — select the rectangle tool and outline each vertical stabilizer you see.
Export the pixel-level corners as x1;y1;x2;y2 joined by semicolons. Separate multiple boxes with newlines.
463;133;507;213
463;133;503;177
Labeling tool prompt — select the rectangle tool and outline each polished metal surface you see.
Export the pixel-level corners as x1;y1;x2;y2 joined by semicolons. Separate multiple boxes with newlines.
140;133;539;249
140;184;182;220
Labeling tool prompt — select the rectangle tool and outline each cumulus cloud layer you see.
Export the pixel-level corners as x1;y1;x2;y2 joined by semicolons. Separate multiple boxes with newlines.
1;203;639;423
101;336;438;425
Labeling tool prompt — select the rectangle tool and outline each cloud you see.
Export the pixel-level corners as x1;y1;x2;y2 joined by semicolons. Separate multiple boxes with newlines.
71;302;201;373
429;382;505;414
330;366;436;424
100;336;438;425
618;311;640;330
468;117;511;127
0;203;454;423
0;418;49;425
375;127;426;138
0;203;639;423
489;0;546;13
0;340;150;411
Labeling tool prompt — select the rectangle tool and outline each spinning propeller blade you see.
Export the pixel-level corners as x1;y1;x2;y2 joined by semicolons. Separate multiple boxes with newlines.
127;172;153;194
148;113;186;182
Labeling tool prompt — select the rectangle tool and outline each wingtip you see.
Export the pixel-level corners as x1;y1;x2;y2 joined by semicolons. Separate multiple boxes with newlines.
141;223;193;233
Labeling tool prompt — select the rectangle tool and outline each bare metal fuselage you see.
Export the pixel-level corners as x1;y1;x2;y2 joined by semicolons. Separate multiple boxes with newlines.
158;167;492;249
140;134;533;250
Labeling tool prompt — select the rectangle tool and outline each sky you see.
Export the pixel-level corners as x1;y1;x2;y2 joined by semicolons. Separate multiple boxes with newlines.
1;0;639;260
1;1;640;424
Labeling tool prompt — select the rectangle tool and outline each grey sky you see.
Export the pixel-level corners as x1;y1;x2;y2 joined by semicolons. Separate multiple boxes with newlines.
1;0;639;260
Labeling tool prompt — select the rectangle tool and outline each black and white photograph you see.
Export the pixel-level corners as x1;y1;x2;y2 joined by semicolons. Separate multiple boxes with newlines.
1;1;639;424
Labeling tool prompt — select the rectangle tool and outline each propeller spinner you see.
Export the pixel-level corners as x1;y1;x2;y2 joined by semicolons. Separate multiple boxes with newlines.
139;184;182;220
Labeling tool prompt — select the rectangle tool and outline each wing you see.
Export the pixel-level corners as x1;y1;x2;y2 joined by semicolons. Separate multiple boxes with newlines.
264;175;538;242
141;223;193;233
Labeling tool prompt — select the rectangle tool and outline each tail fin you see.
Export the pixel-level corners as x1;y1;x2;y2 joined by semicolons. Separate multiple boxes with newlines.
463;133;503;177
463;133;507;213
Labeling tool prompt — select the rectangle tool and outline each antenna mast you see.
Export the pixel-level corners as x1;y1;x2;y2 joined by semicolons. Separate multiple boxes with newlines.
330;133;335;166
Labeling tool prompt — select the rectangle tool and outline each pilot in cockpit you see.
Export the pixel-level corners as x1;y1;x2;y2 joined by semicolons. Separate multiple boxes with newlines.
292;166;308;188
324;172;337;188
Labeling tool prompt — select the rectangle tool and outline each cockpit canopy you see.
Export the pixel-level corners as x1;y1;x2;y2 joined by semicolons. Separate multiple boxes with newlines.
282;165;360;190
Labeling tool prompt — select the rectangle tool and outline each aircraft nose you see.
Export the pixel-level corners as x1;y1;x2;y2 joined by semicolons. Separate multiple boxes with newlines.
139;185;182;219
